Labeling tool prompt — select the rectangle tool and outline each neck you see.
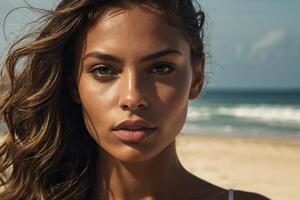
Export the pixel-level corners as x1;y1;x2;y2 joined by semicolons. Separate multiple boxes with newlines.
91;140;189;200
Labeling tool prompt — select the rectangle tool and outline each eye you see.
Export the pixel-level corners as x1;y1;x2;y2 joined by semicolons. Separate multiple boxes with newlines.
150;63;175;75
90;65;117;76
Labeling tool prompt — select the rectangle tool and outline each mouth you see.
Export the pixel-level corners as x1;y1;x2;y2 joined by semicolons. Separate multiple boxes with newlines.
113;128;157;143
112;120;157;143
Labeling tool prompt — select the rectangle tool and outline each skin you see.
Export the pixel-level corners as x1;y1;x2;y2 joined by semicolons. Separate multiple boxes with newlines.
72;5;269;200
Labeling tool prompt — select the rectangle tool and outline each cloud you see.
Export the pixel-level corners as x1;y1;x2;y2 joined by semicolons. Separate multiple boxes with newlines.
251;30;286;53
232;30;288;61
242;29;300;65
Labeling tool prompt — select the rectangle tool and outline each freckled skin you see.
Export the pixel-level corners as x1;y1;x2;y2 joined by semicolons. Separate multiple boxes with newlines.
72;5;267;200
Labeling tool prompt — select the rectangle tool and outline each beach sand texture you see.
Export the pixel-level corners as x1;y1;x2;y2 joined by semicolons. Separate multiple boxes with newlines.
1;134;300;199
176;134;300;200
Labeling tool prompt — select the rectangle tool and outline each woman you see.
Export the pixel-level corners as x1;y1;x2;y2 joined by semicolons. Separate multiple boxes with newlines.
0;0;269;199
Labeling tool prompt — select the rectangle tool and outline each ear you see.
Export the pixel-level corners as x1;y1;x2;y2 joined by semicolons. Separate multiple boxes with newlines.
67;76;81;104
189;54;205;100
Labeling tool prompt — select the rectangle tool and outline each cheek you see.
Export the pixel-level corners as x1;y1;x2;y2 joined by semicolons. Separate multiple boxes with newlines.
156;69;192;133
157;69;192;109
78;76;116;139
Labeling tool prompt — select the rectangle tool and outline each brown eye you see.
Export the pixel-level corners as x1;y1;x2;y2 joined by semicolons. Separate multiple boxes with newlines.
150;63;175;75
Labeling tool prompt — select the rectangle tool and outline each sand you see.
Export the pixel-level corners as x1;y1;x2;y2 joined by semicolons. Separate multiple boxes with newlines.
176;133;300;200
1;134;300;199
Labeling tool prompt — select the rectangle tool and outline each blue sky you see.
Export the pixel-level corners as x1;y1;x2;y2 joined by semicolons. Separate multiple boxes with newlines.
1;0;300;90
200;0;300;89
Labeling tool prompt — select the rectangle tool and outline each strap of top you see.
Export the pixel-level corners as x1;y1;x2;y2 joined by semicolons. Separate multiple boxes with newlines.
228;189;234;200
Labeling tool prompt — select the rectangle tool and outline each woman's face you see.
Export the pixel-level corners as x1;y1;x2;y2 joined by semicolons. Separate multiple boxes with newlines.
75;6;202;163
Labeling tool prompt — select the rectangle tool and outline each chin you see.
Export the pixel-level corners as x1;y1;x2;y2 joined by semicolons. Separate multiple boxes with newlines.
101;142;164;163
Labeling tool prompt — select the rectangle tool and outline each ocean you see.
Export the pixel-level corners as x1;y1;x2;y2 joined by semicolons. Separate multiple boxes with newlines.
1;90;300;138
183;89;300;137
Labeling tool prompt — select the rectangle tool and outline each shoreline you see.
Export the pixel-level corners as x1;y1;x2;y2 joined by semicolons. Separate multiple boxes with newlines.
182;129;300;140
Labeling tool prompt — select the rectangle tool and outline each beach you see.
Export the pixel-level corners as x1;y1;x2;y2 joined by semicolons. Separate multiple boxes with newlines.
1;133;300;199
176;133;300;200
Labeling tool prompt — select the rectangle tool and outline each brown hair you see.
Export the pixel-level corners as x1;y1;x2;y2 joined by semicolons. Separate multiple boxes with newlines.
0;0;205;199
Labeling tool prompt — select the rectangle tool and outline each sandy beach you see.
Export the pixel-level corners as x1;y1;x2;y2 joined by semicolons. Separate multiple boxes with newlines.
1;133;300;199
176;133;300;200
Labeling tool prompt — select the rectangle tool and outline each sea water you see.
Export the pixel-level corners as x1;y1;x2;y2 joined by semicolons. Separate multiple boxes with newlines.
1;90;299;138
183;90;300;137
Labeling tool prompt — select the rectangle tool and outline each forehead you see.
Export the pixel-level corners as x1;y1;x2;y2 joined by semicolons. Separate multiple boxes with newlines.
82;6;190;57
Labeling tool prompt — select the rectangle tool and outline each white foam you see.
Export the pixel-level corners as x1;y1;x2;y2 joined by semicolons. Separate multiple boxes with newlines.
187;104;300;124
187;106;212;120
218;105;300;123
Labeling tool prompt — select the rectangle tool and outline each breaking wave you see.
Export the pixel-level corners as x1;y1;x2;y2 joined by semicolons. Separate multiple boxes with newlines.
187;105;300;124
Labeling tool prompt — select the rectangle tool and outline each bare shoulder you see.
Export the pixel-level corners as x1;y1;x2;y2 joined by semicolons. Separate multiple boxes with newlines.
182;172;270;200
234;190;270;200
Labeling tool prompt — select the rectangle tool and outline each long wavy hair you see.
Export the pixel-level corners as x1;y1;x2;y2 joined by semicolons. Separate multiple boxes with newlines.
0;0;205;199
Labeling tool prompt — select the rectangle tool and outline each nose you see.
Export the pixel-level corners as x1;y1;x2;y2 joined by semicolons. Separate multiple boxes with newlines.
119;70;149;111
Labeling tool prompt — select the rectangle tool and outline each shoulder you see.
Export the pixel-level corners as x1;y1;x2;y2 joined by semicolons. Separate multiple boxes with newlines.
181;172;270;200
234;190;270;200
198;189;270;200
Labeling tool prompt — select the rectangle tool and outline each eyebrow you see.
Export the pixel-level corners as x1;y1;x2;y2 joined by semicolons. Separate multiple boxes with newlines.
83;48;183;63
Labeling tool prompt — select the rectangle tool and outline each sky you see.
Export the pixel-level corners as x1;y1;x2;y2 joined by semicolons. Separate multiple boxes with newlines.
0;0;300;90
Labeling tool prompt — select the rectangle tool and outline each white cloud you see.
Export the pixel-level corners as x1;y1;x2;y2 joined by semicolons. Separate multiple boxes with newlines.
251;30;286;52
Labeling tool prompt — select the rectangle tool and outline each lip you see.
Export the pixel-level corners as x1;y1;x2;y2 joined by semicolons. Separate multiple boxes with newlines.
112;119;157;131
112;119;157;143
113;128;156;143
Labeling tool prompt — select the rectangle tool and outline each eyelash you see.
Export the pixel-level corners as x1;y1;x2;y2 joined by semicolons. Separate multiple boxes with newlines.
90;63;175;77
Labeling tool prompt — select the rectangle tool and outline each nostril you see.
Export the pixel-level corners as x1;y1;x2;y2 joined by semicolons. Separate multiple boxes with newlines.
120;102;147;111
121;104;129;110
138;104;145;108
